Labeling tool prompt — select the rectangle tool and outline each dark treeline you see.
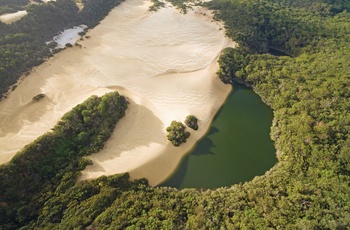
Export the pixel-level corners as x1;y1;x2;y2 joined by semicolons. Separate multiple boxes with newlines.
207;0;350;56
0;0;349;229
0;0;125;98
0;0;29;15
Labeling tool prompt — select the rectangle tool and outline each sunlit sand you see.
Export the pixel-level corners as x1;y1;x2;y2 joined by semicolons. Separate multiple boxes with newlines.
0;0;235;186
0;10;27;24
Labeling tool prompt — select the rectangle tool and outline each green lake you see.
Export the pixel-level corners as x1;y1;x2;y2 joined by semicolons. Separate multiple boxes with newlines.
161;84;277;189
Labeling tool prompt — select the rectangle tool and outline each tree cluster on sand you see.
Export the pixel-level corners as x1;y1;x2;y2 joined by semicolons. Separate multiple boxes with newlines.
166;115;198;146
166;120;190;146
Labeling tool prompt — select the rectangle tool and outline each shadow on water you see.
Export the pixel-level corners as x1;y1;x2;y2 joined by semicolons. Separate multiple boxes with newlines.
160;127;217;188
191;127;218;156
160;156;190;188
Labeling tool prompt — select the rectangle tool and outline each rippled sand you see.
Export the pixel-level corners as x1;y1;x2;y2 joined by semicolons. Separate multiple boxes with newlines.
0;0;234;185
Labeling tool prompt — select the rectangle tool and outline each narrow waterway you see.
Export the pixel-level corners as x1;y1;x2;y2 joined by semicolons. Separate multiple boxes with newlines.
161;84;276;189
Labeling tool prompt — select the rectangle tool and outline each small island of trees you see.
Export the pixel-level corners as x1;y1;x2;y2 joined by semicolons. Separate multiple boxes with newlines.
166;120;190;146
0;91;129;228
184;115;198;130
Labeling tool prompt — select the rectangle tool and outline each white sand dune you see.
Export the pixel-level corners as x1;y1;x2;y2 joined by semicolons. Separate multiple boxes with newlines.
0;0;235;186
0;10;27;24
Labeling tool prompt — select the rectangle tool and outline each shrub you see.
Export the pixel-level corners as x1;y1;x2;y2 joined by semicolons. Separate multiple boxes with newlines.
166;121;190;146
32;93;45;101
184;115;198;130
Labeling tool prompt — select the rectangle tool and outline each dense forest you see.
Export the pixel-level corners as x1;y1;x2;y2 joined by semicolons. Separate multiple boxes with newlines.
0;0;125;98
0;0;28;15
0;0;349;229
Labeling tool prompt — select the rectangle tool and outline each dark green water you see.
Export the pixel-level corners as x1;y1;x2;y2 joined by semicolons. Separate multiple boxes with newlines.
161;84;276;189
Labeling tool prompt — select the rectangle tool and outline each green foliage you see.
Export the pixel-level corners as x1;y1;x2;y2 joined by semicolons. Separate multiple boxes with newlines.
0;92;128;228
207;0;350;55
166;121;190;146
149;0;165;11
0;0;125;98
0;0;350;229
166;0;193;14
0;0;28;7
32;93;45;101
217;47;248;84
0;33;52;98
206;0;349;228
184;115;198;131
78;31;86;36
0;0;28;15
80;0;125;27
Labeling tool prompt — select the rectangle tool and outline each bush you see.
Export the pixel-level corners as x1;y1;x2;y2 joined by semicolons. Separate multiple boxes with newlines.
184;115;198;130
217;48;248;84
166;121;190;146
32;93;45;101
78;31;86;36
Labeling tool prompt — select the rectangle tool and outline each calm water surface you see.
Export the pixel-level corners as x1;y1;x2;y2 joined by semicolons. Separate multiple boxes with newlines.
161;84;276;189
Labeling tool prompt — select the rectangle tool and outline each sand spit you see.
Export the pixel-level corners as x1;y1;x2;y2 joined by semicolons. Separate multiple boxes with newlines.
0;0;234;186
0;10;27;24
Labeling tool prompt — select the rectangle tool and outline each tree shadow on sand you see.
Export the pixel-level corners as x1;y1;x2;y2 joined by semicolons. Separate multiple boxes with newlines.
0;96;54;135
191;126;219;156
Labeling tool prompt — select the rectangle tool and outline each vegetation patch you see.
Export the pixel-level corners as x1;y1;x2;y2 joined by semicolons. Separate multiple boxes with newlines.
0;91;128;228
166;0;192;14
0;0;28;15
0;0;349;229
166;120;190;146
32;93;45;101
0;0;126;99
149;0;165;11
184;115;198;130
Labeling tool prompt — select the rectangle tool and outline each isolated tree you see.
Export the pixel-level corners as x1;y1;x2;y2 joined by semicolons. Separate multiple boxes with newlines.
166;121;190;146
185;115;198;130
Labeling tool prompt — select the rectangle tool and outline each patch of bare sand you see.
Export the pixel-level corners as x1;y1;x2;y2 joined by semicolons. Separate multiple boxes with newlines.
0;10;27;24
0;0;235;186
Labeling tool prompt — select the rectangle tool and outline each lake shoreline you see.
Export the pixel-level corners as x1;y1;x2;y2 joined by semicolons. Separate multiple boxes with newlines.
161;83;276;189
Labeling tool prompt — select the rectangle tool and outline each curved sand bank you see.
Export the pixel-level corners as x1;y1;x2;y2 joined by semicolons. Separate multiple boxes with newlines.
0;0;234;186
0;10;27;24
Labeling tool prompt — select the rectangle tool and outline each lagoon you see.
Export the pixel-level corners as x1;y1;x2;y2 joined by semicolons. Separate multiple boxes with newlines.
161;84;277;189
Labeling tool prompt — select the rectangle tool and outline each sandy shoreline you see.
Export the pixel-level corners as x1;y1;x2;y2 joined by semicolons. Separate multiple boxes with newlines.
0;0;234;186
